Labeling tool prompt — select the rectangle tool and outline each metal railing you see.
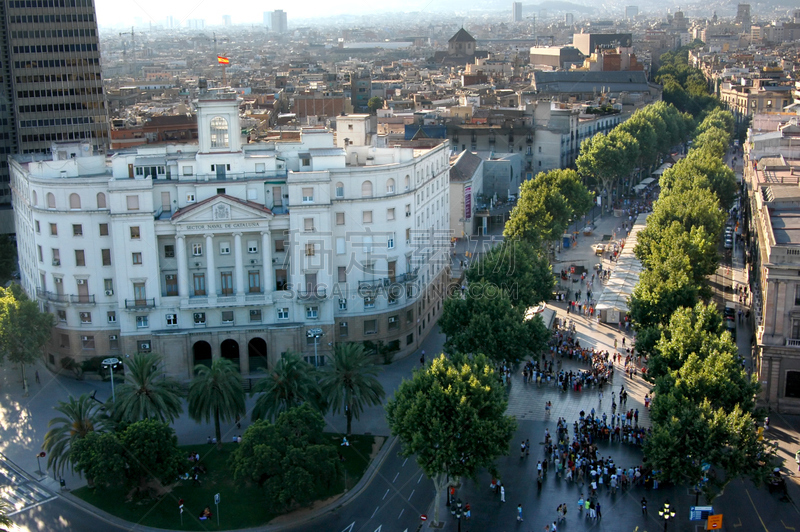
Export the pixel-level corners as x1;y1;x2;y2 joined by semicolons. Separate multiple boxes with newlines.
358;278;390;290
297;288;327;300
125;298;156;309
36;289;70;303
69;294;96;305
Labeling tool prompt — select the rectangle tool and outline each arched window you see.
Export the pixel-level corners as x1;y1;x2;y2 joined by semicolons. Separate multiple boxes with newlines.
96;192;107;209
361;180;373;198
209;116;229;148
69;193;81;209
404;175;410;191
386;178;395;194
31;190;37;206
335;182;344;198
46;192;56;209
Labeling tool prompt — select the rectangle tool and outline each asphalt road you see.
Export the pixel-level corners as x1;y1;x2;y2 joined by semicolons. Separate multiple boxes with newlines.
288;441;434;532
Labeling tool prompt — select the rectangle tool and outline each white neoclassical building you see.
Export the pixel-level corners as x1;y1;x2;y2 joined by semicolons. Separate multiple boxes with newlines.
11;90;451;378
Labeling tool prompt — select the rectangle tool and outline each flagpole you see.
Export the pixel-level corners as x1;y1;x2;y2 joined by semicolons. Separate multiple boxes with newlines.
223;65;227;87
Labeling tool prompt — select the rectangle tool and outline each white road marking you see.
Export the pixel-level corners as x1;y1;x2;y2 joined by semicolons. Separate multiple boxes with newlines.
371;506;380;519
402;457;408;467
398;508;405;519
382;488;390;500
418;473;423;484
393;472;399;483
340;523;355;532
408;489;415;500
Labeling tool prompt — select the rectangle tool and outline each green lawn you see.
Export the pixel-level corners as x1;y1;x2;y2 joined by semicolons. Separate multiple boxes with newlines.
73;434;382;530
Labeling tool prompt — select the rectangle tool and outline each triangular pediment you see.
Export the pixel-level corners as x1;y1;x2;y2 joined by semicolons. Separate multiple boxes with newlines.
171;194;273;226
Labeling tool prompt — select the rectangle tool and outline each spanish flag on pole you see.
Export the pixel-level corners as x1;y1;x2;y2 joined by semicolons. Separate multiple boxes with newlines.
217;56;229;65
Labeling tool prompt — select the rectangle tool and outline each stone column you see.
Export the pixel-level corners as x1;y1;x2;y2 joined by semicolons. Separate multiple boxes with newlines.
261;231;273;292
205;234;216;297
234;232;245;295
176;235;189;297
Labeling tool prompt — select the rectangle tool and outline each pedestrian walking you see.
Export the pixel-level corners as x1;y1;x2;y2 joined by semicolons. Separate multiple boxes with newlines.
500;485;506;502
35;370;40;384
464;502;471;520
641;497;647;515
517;504;523;521
596;501;602;519
419;350;425;366
526;439;531;457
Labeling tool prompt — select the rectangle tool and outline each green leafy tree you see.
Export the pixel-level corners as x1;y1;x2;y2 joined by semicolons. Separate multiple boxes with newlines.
536;168;595;219
467;240;555;309
636;222;718;291
504;168;592;244
0;284;53;394
110;352;184;424
117;419;186;494
644;398;770;502
628;254;701;329
71;431;125;488
319;342;385;435
251;351;321;421
618;114;658;173
0;235;17;286
386;353;516;526
231;404;341;512
439;281;549;363
0;499;13;532
74;419;185;494
367;96;384;114
608;128;640;180
576;132;624;211
187;359;246;449
659;150;737;211
43;394;111;477
636;186;725;254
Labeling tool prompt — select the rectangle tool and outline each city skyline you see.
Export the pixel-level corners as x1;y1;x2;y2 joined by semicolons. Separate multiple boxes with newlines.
93;0;798;28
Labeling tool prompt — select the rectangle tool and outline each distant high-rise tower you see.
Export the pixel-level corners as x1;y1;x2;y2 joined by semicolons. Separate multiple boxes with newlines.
0;0;109;207
625;6;638;20
271;10;288;33
735;4;751;31
222;15;232;27
565;13;574;26
512;2;523;23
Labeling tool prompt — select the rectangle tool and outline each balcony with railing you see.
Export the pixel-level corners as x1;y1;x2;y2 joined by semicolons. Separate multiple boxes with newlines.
396;269;419;283
125;298;156;309
358;278;390;290
785;338;800;347
297;287;327;300
36;289;70;303
70;294;96;305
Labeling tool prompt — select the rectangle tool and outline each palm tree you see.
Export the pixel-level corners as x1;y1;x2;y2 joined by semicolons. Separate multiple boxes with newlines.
0;498;13;532
251;351;321;421
43;394;110;477
111;352;184;424
187;359;246;449
319;342;385;435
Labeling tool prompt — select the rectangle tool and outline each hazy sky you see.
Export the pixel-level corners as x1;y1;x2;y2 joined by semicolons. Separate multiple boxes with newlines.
95;0;449;27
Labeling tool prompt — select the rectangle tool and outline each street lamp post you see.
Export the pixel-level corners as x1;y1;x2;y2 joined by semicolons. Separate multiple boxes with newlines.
449;498;462;532
658;499;676;532
306;328;324;366
102;357;121;402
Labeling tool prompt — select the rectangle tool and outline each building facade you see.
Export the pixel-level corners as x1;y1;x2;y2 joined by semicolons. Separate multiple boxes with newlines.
0;0;109;210
11;91;450;378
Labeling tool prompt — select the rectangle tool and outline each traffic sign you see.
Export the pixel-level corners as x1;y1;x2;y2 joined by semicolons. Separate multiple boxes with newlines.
690;506;713;520
214;493;220;504
707;514;722;529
